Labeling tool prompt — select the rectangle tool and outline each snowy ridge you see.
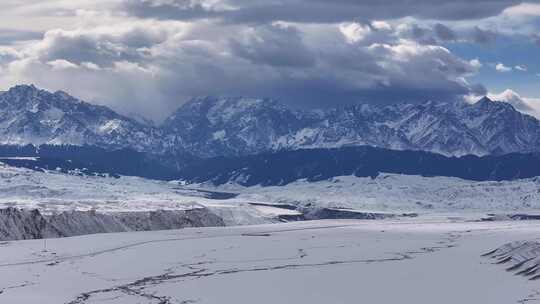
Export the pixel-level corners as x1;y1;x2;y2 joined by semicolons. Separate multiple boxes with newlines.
164;95;540;157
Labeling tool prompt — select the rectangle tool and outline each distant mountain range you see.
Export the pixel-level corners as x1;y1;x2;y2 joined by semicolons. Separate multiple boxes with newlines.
2;84;540;158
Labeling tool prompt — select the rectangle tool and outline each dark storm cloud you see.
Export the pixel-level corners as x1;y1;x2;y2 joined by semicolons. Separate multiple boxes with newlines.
433;23;457;41
400;23;501;46
123;1;219;21
239;77;487;109
407;24;439;45
472;27;498;44
36;27;168;67
3;19;483;120
123;0;522;23
229;25;316;67
0;1;501;120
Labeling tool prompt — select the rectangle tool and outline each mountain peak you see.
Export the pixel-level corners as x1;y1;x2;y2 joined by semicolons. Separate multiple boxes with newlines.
9;84;38;91
5;84;39;96
477;96;493;104
1;84;82;109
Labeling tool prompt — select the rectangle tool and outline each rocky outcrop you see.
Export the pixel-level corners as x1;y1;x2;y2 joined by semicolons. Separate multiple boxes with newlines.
0;207;225;241
0;208;63;240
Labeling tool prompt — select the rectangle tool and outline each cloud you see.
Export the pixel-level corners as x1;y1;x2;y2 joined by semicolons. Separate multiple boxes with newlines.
503;2;540;17
397;23;500;46
469;59;483;69
515;64;527;71
488;89;540;119
229;24;316;67
339;23;373;44
433;23;457;41
30;23;174;67
0;47;20;64
0;28;43;45
472;26;498;44
122;0;522;23
495;62;512;72
0;18;485;120
46;59;79;70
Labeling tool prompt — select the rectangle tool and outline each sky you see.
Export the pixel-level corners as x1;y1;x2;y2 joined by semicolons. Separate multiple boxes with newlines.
0;0;539;121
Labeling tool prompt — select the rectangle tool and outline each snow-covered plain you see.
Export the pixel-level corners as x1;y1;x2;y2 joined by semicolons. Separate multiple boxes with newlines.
1;219;540;304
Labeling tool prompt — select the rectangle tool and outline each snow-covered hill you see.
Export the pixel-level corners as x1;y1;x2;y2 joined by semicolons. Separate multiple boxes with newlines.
215;174;540;213
2;161;540;217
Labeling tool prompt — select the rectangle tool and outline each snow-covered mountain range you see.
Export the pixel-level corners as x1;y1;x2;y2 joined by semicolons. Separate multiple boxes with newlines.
2;84;540;157
0;85;163;151
164;95;540;157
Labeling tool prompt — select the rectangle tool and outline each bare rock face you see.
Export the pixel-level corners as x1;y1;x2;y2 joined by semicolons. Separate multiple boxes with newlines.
47;210;131;236
0;208;62;240
0;208;225;241
112;208;226;231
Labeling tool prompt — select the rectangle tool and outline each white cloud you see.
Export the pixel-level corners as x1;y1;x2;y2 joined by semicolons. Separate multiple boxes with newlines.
488;89;540;119
495;62;512;72
339;23;372;44
469;58;482;69
515;64;527;71
371;21;392;31
503;3;540;17
46;59;78;70
81;61;101;70
0;46;21;64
